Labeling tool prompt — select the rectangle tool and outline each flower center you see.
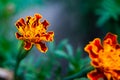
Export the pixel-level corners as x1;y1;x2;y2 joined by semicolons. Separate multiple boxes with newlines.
99;46;120;70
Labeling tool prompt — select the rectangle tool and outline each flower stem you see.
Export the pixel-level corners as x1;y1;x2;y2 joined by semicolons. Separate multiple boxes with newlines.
14;41;31;80
14;59;21;80
63;65;94;80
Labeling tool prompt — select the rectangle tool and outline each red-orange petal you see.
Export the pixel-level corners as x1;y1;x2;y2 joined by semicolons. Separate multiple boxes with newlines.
44;31;54;41
85;45;98;58
84;38;103;59
116;44;120;49
15;32;23;39
35;42;48;53
87;69;107;80
93;39;103;52
16;18;25;29
91;60;99;67
24;41;32;50
19;18;26;26
41;20;49;29
26;16;32;25
113;70;120;79
34;13;42;20
104;32;117;45
31;14;42;28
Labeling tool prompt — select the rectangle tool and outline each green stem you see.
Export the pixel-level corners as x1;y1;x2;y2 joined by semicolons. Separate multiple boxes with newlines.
63;65;94;80
14;59;21;80
14;42;23;80
14;41;31;80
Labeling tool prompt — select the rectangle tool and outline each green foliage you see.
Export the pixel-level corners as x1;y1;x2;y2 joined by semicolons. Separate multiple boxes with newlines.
96;0;120;27
1;39;90;80
0;0;44;69
0;36;17;68
74;78;89;80
94;0;120;42
48;39;91;78
11;40;64;80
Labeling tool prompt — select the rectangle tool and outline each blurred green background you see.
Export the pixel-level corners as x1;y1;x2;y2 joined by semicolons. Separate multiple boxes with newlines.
0;0;120;80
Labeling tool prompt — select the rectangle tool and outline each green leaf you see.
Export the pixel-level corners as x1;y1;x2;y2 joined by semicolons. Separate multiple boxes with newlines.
96;12;110;27
68;63;75;71
57;39;68;50
63;66;94;80
48;42;55;53
25;73;36;80
80;57;90;69
75;47;82;61
54;50;68;59
96;0;120;27
65;44;73;57
74;77;89;80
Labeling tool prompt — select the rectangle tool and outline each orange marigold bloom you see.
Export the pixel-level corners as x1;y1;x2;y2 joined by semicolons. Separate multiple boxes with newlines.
15;13;54;53
84;32;120;80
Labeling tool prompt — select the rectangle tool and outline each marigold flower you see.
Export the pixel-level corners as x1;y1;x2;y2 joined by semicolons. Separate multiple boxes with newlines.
15;13;54;53
84;32;120;80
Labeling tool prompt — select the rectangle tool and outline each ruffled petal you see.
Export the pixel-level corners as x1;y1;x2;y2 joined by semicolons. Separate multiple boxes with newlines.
15;18;26;34
35;42;48;53
41;20;49;29
15;32;23;39
34;13;42;20
16;18;25;28
26;16;32;25
104;32;117;46
24;41;33;50
87;69;107;80
91;60;99;67
93;38;103;52
44;31;54;41
84;45;98;58
84;38;103;59
113;70;120;80
104;72;112;80
115;44;120;49
31;14;42;28
39;31;54;42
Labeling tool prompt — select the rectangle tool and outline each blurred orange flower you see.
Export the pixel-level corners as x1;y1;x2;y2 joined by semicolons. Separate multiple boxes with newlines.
84;33;120;80
15;13;54;53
